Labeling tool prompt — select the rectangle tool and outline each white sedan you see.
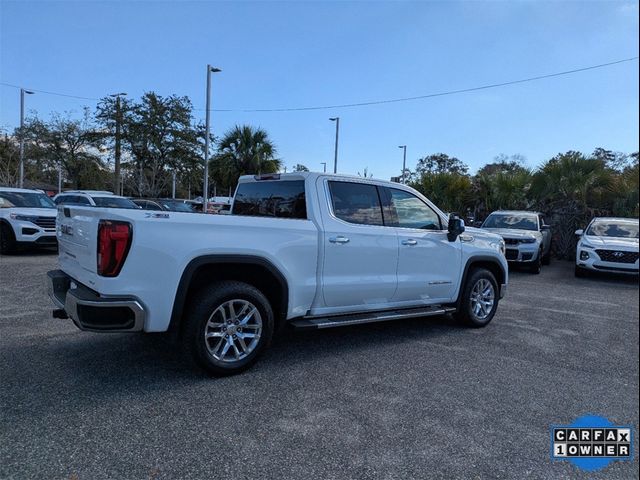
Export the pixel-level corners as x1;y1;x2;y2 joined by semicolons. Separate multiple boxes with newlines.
575;217;639;277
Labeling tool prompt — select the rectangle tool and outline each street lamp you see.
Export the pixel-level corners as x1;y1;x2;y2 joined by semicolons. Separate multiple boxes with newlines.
329;117;340;174
19;88;34;188
398;145;407;183
109;92;127;194
203;64;222;213
320;162;327;173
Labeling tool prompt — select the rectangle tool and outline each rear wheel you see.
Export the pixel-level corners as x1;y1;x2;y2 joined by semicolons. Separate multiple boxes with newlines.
0;223;17;255
542;244;552;265
182;281;274;376
454;268;499;328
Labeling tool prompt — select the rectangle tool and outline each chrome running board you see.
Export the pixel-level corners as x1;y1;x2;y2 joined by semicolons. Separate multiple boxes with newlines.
291;305;456;330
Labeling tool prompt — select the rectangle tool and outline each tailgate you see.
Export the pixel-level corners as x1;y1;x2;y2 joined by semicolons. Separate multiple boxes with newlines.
57;206;103;276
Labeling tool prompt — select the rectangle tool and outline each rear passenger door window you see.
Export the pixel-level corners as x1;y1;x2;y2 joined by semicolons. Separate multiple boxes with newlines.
328;181;383;226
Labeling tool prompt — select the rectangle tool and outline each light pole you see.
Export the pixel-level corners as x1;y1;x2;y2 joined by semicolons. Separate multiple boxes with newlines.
172;170;177;199
398;145;407;183
320;162;327;173
329;117;340;174
109;92;127;194
19;88;34;188
203;64;222;213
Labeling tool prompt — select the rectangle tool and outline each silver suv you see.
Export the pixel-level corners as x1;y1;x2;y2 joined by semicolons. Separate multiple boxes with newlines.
481;210;552;274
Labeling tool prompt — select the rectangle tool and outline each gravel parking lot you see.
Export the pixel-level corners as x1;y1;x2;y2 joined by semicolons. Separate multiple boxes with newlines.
1;251;638;479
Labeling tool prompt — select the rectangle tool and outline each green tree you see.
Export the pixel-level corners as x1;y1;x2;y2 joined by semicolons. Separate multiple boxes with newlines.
477;154;528;176
21;110;108;190
100;92;204;197
0;131;21;186
292;163;309;172
529;151;612;259
212;125;281;189
410;172;474;215
415;153;468;176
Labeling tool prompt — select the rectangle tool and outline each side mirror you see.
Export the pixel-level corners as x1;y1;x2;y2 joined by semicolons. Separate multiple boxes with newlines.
575;229;584;236
448;214;465;242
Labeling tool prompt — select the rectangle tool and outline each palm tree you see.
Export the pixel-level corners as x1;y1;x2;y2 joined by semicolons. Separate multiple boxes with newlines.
473;168;533;218
529;151;613;259
212;125;281;189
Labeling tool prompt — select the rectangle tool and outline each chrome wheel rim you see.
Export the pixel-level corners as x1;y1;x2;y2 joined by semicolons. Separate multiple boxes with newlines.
204;299;262;363
470;279;495;320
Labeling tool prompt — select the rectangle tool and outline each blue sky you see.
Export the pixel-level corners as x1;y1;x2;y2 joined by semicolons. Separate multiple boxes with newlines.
1;0;638;179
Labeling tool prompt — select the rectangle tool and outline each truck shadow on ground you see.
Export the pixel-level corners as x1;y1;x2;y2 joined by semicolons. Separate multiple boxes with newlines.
31;313;467;392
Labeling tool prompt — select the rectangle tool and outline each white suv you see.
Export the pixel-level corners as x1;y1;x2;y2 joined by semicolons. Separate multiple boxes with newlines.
0;187;58;254
53;190;139;209
575;217;639;277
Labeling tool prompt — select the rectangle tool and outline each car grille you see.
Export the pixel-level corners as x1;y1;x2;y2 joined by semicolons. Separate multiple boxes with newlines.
503;238;519;245
595;249;639;264
505;249;519;260
33;216;56;230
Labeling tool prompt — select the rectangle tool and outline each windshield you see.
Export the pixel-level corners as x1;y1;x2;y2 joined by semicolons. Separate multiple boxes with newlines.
158;200;195;212
586;221;639;238
482;214;538;231
92;196;139;209
0;192;56;209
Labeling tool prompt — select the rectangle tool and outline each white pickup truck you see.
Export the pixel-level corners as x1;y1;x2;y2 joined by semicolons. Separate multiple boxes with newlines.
48;173;508;375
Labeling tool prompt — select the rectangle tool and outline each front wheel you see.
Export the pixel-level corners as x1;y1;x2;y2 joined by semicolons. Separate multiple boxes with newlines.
574;265;588;278
454;268;499;328
182;281;274;376
0;224;17;255
529;249;542;274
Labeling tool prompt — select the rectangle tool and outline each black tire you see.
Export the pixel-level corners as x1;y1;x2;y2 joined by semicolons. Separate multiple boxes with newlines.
454;268;499;328
182;280;274;376
574;265;588;278
0;223;17;255
529;250;542;274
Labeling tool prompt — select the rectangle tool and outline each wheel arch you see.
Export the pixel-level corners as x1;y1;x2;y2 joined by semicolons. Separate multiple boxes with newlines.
168;255;289;337
455;256;506;309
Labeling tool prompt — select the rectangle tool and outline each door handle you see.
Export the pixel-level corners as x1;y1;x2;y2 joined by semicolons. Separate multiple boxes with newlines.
329;236;350;244
402;239;418;246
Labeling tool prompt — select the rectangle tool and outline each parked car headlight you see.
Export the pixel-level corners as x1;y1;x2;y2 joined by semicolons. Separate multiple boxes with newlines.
9;213;39;223
520;238;537;244
580;241;594;249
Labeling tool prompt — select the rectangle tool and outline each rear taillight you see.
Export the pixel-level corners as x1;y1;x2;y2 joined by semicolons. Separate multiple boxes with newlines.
97;220;132;277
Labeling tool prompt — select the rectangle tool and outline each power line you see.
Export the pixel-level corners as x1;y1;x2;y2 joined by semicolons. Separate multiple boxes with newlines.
0;82;100;101
1;56;637;112
210;56;638;112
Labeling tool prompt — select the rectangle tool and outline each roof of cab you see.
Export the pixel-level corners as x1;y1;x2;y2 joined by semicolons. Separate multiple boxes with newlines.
0;186;45;193
58;190;114;196
237;172;403;188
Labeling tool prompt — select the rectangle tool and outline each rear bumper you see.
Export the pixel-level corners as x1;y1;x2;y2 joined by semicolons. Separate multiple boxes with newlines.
47;270;146;332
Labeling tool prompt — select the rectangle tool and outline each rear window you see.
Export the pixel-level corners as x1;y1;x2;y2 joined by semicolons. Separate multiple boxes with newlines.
93;196;139;209
328;181;384;226
232;180;306;219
